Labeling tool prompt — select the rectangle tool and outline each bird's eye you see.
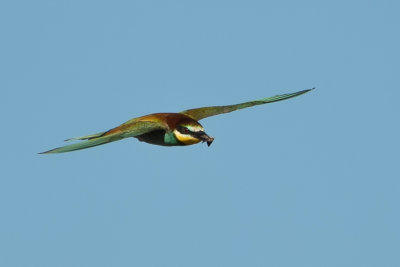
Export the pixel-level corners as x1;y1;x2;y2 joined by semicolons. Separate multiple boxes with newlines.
178;126;190;134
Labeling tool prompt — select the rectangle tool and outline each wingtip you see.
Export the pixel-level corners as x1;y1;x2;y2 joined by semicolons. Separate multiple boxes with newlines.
38;147;64;154
295;87;315;96
38;150;53;155
303;87;316;93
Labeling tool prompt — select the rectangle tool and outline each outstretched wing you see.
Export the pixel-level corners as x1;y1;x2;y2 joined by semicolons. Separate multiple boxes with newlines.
180;88;313;121
39;120;166;154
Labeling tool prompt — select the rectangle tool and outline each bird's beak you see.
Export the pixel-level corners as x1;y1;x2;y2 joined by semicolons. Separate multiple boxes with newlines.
199;132;214;147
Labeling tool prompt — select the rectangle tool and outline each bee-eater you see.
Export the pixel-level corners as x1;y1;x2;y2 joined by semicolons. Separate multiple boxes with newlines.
39;88;313;154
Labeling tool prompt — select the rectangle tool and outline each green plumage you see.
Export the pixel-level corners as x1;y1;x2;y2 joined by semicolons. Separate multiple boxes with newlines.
39;88;314;154
39;134;123;154
181;88;313;120
164;132;180;145
40;121;164;154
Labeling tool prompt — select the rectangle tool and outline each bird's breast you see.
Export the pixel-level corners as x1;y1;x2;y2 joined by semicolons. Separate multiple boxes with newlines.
136;130;183;146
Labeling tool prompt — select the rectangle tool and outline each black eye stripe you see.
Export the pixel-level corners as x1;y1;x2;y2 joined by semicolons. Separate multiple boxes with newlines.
177;126;191;134
177;126;205;136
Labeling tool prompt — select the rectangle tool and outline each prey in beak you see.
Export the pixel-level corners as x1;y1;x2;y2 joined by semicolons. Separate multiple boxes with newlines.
198;132;214;146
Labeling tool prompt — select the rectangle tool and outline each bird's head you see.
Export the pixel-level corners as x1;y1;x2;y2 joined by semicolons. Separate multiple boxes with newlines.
173;121;214;146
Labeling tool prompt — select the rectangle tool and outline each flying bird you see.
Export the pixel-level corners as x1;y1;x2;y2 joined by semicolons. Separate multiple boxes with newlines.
39;88;313;154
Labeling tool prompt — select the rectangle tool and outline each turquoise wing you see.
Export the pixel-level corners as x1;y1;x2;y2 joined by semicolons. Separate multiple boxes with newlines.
39;121;165;154
180;88;314;121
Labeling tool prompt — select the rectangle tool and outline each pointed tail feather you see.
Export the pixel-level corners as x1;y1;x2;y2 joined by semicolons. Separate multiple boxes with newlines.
64;131;108;141
39;134;123;154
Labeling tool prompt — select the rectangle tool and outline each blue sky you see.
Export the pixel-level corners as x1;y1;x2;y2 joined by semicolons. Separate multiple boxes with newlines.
1;1;399;266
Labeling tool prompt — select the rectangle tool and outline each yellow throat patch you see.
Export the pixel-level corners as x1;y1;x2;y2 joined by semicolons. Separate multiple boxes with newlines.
173;129;202;145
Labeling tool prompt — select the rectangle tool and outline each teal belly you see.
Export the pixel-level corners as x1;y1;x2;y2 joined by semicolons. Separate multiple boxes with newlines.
136;130;183;146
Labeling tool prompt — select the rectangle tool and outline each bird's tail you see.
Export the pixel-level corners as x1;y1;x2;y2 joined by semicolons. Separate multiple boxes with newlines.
64;131;107;141
39;133;123;154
